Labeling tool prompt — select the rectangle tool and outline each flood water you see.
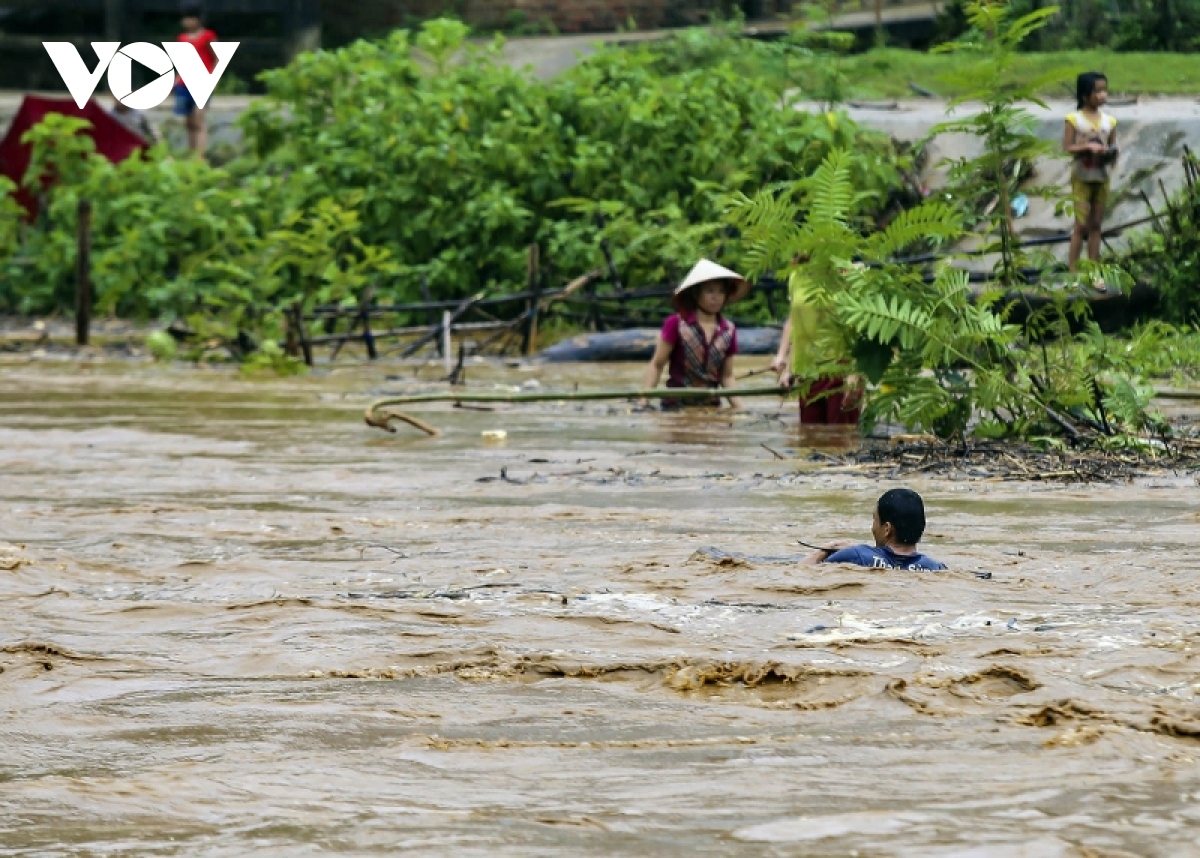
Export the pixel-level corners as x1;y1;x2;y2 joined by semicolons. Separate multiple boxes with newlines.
2;359;1198;856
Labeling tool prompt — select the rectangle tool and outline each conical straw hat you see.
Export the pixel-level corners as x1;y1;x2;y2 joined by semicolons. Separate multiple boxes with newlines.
674;259;752;305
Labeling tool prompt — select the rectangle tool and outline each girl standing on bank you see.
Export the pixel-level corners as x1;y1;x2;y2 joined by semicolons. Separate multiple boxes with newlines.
641;260;751;410
1064;71;1118;291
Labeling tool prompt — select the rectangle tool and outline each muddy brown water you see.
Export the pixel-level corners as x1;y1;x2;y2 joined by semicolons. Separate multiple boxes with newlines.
1;359;1198;856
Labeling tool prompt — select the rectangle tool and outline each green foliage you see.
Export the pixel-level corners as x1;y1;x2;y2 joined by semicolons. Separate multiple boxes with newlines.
745;47;1200;100
239;340;309;377
145;330;178;361
0;18;905;359
1073;319;1200;386
1120;321;1200;384
21;114;97;194
937;0;1200;52
173;194;397;351
0;177;21;266
779;2;858;111
3;123;396;354
243;20;904;302
732;149;1013;440
1118;173;1200;326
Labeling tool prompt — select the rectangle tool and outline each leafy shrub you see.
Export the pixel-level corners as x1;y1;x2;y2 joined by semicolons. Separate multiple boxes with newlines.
145;330;178;361
0;18;905;353
1118;179;1200;326
241;19;905;300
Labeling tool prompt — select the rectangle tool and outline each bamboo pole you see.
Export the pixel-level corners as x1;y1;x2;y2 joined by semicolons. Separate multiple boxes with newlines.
361;285;377;360
421;274;439;356
308;320;508;348
75;199;92;347
523;243;540;356
293;303;313;367
364;385;789;434
442;310;452;375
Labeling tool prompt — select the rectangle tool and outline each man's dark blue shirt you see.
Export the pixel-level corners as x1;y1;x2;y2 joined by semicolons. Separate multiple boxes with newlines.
822;544;946;571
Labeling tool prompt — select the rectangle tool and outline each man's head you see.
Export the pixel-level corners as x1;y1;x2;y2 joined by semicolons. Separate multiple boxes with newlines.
181;3;204;32
871;488;926;549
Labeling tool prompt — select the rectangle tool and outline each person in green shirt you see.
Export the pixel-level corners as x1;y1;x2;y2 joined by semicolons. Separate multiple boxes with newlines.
771;306;862;425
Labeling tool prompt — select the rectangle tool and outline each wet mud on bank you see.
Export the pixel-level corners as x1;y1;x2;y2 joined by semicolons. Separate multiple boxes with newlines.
1;361;1198;855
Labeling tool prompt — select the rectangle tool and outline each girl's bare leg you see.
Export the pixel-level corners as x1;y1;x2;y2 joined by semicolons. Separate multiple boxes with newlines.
1087;200;1105;262
1087;198;1107;290
186;108;207;159
1068;220;1085;272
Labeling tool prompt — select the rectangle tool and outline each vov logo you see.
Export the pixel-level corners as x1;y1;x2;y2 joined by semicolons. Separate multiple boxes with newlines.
43;41;239;110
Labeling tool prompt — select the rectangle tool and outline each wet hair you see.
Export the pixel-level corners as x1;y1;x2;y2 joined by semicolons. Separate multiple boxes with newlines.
1076;72;1107;109
672;279;737;314
877;488;926;545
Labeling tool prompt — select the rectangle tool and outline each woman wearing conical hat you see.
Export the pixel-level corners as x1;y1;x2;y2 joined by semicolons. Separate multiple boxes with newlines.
640;260;752;410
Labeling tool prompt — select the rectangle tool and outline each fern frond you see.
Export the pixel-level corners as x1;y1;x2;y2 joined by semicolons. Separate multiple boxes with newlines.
966;0;1007;34
928;265;972;309
1001;6;1061;49
1101;375;1162;433
797;220;860;267
804;149;854;228
867;202;962;259
972;366;1022;413
836;292;931;350
893;375;956;433
726;188;803;276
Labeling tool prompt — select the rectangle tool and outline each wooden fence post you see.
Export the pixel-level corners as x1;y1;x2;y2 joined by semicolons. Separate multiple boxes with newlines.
421;274;442;356
75;198;92;347
293;303;313;367
284;309;299;357
523;243;541;356
360;285;378;360
591;213;620;332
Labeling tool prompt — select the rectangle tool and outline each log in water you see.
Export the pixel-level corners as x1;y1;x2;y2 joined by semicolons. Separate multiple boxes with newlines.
538;327;784;362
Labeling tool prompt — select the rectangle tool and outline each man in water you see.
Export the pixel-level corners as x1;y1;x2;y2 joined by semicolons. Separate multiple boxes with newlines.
803;488;946;570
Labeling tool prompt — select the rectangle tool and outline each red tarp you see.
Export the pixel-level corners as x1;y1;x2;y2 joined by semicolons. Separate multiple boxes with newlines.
0;95;148;216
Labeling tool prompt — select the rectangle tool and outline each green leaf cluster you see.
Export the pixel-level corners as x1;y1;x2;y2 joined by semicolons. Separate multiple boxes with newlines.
1118;168;1200;326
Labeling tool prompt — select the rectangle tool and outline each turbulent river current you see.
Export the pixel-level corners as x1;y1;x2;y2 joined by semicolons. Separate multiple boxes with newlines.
1;360;1198;856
